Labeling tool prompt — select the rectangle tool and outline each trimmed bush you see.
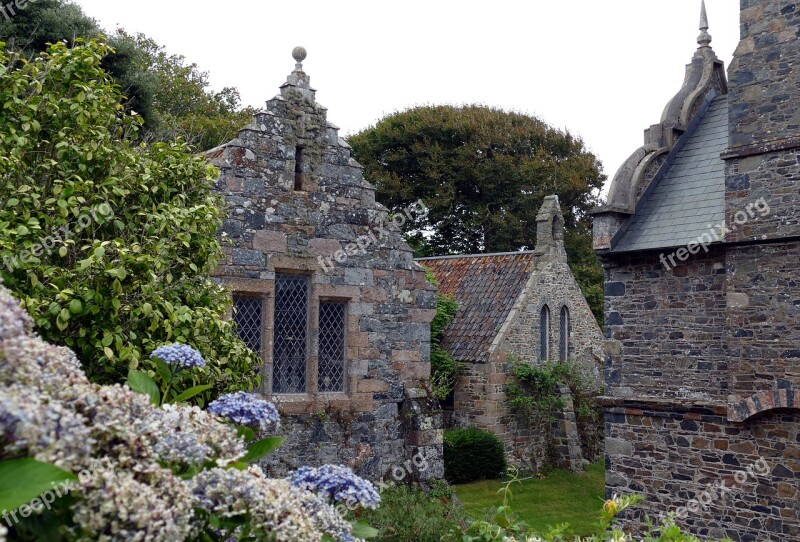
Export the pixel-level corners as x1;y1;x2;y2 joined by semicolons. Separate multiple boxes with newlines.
444;427;507;483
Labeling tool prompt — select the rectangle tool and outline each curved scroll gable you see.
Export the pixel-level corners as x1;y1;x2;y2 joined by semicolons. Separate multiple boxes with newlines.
728;388;800;423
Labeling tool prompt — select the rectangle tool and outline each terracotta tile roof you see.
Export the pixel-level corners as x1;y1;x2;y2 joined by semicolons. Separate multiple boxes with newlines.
417;252;535;363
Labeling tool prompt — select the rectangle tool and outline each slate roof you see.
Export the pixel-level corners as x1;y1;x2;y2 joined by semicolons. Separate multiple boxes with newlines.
612;95;728;253
417;252;534;363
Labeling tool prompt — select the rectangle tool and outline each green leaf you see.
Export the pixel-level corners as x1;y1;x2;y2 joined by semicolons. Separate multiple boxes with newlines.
0;458;77;511
170;384;213;404
68;299;83;314
236;425;255;442
241;437;286;463
127;369;161;405
154;359;172;382
351;521;380;539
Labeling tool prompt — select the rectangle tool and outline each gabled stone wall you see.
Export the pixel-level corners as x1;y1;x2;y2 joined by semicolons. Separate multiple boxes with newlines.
206;52;442;481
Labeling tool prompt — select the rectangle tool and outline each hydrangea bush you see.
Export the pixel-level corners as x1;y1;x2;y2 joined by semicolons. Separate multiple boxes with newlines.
289;465;381;510
0;283;367;542
208;391;281;433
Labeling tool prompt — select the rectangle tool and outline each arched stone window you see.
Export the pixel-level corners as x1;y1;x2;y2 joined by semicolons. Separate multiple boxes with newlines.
559;306;570;361
539;305;550;361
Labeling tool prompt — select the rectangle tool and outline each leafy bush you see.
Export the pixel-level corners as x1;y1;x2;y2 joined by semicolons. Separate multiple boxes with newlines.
0;282;372;542
507;358;604;467
0;39;261;402
444;428;507;484
424;269;460;400
352;483;465;542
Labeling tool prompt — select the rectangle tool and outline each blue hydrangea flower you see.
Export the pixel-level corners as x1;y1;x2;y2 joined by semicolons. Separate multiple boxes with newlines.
150;344;206;370
207;392;280;432
288;464;381;509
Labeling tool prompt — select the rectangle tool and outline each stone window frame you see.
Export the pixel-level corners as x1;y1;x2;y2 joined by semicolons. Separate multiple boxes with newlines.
217;269;359;408
539;304;551;361
559;305;570;361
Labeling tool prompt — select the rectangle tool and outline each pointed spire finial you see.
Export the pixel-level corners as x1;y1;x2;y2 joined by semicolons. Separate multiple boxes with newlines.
698;0;712;47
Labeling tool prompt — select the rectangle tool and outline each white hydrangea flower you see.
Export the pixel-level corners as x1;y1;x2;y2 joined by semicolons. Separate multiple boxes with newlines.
0;283;355;541
72;468;197;542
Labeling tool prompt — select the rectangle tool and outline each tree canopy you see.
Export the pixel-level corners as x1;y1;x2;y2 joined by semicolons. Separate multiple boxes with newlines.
349;105;606;322
0;0;253;151
0;39;261;399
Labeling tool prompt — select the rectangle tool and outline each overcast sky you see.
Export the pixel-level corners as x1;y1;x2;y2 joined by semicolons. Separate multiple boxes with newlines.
74;0;740;196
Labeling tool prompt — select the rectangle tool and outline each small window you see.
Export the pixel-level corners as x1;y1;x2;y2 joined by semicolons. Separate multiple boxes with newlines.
273;274;309;393
559;306;570;361
540;305;550;361
319;302;346;392
294;146;304;191
232;295;263;356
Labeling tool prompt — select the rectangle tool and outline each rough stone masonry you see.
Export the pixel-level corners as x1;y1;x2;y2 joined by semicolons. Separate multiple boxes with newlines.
204;48;443;482
592;1;800;540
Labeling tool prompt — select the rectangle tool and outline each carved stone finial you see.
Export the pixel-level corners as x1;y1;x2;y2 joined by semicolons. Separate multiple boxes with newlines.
292;46;307;70
698;0;712;47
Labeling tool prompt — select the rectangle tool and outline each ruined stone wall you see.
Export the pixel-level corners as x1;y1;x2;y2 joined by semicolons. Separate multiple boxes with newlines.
207;62;442;482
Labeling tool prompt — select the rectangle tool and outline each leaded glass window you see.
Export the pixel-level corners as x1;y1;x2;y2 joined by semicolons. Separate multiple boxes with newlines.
559;306;570;361
319;302;346;392
273;274;308;393
539;305;550;361
233;296;263;356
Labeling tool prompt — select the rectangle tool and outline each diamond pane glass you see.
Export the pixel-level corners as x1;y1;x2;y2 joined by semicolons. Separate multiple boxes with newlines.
540;305;550;361
559;306;569;361
233;296;263;356
319;302;346;392
273;274;308;393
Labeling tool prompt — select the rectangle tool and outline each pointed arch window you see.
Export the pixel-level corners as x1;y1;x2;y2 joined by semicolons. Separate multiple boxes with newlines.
539;305;550;361
559;306;570;361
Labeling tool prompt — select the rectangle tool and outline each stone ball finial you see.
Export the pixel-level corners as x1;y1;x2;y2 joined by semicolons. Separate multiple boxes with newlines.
292;46;307;63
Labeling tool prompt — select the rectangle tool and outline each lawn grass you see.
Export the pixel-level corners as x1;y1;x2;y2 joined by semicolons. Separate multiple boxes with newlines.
452;460;606;536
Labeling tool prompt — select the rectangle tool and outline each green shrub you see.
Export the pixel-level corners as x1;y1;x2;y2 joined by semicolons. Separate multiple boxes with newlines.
423;269;461;400
444;428;507;483
0;39;261;403
353;483;465;542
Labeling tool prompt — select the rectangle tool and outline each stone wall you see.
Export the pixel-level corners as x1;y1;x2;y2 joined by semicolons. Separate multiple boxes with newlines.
605;399;800;541
727;0;800;153
602;249;729;402
501;257;604;375
207;54;443;482
598;2;800;538
725;0;800;241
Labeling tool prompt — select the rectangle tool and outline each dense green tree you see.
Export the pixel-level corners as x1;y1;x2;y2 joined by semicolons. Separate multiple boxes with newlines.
349;105;606;323
0;39;262;399
0;0;253;150
111;31;256;151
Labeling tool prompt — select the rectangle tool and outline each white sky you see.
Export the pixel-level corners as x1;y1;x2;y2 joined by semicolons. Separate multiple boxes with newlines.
74;0;740;195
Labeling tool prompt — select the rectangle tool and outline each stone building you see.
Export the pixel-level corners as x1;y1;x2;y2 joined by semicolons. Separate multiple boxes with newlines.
592;1;800;539
421;196;604;470
204;48;443;481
